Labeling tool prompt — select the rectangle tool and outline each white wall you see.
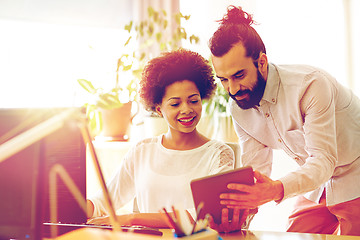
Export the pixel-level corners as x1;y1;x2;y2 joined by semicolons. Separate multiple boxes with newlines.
0;0;357;108
180;0;359;96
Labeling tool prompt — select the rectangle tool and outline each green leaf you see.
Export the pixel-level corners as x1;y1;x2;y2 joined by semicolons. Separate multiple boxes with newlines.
96;93;123;109
189;35;200;44
156;32;162;43
153;11;159;22
161;9;167;17
124;36;132;46
139;52;146;61
147;23;154;37
174;13;181;25
77;79;97;94
148;6;155;17
124;21;133;32
122;64;132;71
163;19;168;29
183;15;190;21
159;42;167;51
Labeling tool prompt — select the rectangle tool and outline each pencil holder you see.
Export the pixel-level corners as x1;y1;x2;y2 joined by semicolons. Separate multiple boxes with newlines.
172;228;221;240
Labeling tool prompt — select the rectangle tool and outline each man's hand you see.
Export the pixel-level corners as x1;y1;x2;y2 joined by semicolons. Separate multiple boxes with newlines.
208;208;249;233
219;170;284;209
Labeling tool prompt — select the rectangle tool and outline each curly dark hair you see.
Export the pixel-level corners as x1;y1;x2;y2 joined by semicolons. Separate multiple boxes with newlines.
139;48;216;113
209;5;266;63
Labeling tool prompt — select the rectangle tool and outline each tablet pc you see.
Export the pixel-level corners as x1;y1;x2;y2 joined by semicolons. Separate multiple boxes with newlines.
190;166;254;224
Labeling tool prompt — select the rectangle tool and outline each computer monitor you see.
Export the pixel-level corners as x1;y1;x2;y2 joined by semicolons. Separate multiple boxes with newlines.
0;108;87;240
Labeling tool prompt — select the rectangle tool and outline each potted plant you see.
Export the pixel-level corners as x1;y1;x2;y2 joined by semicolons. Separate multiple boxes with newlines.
78;6;199;140
77;71;137;141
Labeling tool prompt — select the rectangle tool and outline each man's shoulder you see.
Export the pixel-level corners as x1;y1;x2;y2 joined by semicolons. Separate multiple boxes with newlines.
272;63;329;77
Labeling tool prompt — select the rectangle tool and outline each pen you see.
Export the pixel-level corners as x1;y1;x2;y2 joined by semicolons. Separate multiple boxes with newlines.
162;207;185;236
172;205;178;220
191;201;204;234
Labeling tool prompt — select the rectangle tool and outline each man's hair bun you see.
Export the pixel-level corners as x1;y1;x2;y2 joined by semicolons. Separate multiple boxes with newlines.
219;5;254;26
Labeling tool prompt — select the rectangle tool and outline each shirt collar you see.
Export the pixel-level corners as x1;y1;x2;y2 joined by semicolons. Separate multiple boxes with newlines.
260;63;280;106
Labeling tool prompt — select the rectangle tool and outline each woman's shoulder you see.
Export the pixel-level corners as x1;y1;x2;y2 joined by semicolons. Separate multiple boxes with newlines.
124;136;161;160
206;139;234;151
133;136;160;149
203;140;236;170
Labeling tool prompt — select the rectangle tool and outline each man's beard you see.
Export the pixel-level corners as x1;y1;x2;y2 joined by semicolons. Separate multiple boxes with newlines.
229;69;266;110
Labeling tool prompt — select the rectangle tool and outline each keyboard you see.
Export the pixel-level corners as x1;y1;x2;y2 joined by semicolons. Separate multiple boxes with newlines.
43;222;163;236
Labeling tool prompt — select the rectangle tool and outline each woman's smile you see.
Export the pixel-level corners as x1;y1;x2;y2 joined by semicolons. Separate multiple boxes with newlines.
178;116;196;126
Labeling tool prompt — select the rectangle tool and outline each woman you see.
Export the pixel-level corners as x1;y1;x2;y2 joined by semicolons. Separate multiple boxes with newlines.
86;48;235;228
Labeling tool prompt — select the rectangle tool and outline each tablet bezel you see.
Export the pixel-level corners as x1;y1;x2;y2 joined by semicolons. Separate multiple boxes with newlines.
190;166;254;224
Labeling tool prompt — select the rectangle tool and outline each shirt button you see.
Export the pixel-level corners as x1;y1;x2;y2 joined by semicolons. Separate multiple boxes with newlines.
278;139;282;143
272;98;275;103
294;157;300;161
265;113;270;118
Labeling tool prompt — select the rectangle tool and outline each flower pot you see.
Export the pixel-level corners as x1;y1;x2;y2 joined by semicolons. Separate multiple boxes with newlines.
97;101;138;141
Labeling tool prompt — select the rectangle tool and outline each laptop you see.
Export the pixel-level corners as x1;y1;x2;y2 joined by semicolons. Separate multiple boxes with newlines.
0;108;162;239
0;107;87;240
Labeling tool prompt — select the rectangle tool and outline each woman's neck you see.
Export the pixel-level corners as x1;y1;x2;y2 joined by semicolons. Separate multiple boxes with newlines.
162;130;209;150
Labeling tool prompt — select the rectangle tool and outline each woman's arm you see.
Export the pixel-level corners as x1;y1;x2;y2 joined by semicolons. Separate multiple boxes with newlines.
87;212;171;228
87;199;95;218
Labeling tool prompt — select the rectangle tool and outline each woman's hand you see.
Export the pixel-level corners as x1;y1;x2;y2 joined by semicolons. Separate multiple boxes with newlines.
87;214;133;226
87;213;171;228
208;208;249;233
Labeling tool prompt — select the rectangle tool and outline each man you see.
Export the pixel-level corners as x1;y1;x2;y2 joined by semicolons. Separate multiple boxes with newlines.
209;5;360;235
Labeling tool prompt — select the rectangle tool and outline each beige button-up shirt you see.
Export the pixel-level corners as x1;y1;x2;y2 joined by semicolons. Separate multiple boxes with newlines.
230;63;360;205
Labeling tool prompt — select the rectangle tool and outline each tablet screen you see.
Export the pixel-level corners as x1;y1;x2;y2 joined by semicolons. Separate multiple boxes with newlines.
190;166;254;224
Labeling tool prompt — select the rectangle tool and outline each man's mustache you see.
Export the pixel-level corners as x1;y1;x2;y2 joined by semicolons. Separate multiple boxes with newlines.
229;89;251;99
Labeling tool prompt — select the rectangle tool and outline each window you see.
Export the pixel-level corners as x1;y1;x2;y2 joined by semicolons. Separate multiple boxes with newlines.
0;0;133;107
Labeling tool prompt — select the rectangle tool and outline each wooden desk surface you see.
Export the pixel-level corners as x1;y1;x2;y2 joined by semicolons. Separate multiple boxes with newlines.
54;228;360;240
220;230;360;240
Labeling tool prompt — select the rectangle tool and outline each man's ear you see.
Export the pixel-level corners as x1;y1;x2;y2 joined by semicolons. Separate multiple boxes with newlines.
258;53;268;79
155;105;163;117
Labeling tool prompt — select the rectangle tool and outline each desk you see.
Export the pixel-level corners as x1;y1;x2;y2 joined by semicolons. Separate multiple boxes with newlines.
85;140;299;232
55;228;360;240
220;230;360;240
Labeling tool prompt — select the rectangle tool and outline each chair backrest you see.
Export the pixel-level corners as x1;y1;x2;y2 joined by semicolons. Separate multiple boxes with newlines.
225;142;241;169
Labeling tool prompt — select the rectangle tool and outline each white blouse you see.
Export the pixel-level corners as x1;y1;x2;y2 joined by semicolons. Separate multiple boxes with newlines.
89;135;235;217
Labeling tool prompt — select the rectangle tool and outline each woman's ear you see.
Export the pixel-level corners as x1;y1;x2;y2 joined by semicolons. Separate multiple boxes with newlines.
155;105;163;117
